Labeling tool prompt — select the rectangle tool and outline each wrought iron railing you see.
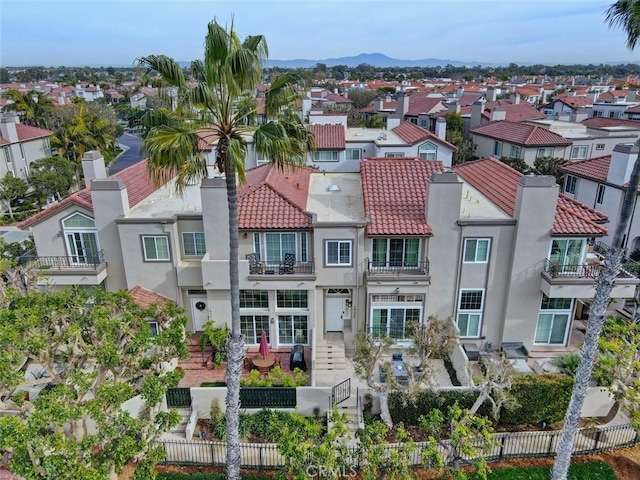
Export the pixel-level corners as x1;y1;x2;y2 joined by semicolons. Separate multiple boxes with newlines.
543;258;601;279
166;387;192;409
20;249;105;270
240;387;297;408
367;259;429;275
331;378;351;406
250;261;315;275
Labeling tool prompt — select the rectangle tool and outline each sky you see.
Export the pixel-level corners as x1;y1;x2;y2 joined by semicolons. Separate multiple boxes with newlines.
1;0;640;67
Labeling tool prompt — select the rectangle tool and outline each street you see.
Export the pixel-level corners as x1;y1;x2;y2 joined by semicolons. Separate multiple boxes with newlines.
109;133;145;174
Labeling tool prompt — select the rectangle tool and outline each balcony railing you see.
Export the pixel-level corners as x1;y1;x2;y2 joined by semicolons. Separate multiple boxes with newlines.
543;258;601;279
19;249;106;270
367;260;429;275
249;261;315;275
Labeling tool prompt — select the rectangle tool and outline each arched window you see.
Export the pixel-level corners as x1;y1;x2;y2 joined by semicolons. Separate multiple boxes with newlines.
62;212;101;265
418;141;437;160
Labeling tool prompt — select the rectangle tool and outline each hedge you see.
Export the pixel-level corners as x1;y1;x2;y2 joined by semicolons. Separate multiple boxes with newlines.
389;374;573;427
157;474;271;480
486;461;617;479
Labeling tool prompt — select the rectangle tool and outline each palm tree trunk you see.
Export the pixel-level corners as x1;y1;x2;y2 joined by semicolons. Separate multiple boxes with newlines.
225;162;244;480
552;153;640;479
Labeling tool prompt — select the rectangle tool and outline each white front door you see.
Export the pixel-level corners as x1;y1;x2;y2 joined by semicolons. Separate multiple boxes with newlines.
190;297;209;331
325;296;345;332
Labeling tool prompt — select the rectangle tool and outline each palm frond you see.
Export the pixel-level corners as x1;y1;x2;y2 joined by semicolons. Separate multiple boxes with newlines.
243;35;268;60
606;0;640;50
204;21;231;69
228;49;262;93
264;74;301;118
227;136;248;183
136;55;187;88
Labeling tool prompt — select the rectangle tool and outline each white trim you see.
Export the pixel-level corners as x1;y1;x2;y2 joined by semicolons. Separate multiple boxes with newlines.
463;238;491;263
142;235;170;261
325;240;353;266
456;288;485;338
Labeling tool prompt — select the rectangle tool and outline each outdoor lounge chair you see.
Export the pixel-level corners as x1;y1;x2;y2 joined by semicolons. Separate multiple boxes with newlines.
278;253;295;274
246;253;263;274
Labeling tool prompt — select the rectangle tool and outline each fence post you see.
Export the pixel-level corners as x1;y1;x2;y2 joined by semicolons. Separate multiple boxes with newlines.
260;445;264;471
547;432;555;455
498;436;505;461
592;430;602;453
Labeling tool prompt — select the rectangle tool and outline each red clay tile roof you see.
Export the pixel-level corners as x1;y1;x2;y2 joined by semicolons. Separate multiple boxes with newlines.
625;104;640;113
454;157;607;236
405;96;443;116
12;124;53;142
324;92;352;104
128;285;174;308
0;138;9;146
238;165;314;229
306;124;345;150
483;102;546;122
559;155;610;183
391;121;457;150
582;117;640;128
361;100;396;113
470;120;572;146
361;157;445;235
196;128;218;151
556;96;593;109
18;159;166;228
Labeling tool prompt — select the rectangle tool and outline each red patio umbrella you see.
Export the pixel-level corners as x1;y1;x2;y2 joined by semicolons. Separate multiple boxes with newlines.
258;330;270;359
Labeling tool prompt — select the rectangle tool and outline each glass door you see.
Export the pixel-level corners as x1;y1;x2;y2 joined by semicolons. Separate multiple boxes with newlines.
65;232;99;265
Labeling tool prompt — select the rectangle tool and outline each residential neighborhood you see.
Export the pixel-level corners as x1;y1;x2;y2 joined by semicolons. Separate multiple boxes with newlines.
3;2;640;480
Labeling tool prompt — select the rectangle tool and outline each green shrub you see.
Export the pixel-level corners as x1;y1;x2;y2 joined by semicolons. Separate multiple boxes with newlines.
485;460;617;479
389;374;573;427
157;474;271;480
443;357;461;386
553;352;581;376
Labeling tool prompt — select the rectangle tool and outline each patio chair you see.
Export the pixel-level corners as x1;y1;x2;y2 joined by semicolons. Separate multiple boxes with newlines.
278;253;295;274
246;253;263;274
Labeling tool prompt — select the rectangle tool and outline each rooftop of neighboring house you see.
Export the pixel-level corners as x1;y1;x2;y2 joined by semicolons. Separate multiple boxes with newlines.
559;155;611;183
128;286;173;308
554;96;594;109
470;120;572;146
18;159;167;229
525;118;640;141
306;124;345;150
449;100;546;123
306;172;367;224
0;121;53;146
582;117;640;128
454;157;608;236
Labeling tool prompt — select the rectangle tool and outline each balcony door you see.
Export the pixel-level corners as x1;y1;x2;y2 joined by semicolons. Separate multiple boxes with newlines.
549;239;584;274
62;213;100;266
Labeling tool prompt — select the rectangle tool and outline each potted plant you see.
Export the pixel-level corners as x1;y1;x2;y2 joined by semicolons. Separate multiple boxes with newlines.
202;321;229;369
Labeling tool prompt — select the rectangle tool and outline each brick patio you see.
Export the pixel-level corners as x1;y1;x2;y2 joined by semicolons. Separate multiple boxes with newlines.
177;334;311;387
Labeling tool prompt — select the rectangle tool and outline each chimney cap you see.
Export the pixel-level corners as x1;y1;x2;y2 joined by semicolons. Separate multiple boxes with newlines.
613;144;639;154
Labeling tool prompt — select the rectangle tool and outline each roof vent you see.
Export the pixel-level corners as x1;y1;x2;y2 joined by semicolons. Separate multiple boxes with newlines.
327;184;340;192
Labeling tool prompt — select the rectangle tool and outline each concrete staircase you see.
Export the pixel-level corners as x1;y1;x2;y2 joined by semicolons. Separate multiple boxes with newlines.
335;395;362;439
314;340;347;384
169;407;192;437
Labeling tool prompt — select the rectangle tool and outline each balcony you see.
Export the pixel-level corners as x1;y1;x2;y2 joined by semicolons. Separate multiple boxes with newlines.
365;259;430;283
19;250;108;286
540;256;639;299
249;260;315;276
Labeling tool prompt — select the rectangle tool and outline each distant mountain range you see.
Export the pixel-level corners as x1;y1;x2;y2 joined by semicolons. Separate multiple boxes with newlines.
263;52;489;68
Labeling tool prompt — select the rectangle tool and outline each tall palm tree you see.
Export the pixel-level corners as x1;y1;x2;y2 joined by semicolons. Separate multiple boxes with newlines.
1;89;54;129
552;3;640;478
138;20;314;480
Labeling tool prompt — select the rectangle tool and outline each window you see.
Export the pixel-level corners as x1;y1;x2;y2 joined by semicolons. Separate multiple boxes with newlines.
570;145;588;159
596;184;605;205
3;147;13;164
564;175;578;195
241;315;270;344
593;110;604;117
239;290;269;309
277;290;308;309
457;289;484;337
256;155;269;165
419;119;428;128
534;294;572;345
148;321;159;337
278;315;308;344
346;148;361;161
313;150;340;162
62;213;101;265
384;152;404;158
182;232;206;256
142;235;170;261
493;141;503;157
372;238;420;267
19;144;25;159
463;238;491;263
596;143;605;150
510;145;522;158
418;141;437;160
325;240;352;266
253;232;308;263
609;111;621;119
537;147;555;157
549;238;584;274
371;307;421;341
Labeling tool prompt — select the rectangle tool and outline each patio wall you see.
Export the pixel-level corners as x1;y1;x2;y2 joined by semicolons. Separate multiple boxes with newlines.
190;386;332;418
451;344;473;386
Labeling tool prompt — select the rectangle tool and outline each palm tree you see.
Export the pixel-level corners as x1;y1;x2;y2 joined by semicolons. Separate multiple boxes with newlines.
551;3;640;478
138;20;314;480
2;89;54;129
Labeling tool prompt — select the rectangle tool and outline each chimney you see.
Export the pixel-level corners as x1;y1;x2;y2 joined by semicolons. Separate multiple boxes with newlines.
201;176;230;260
586;91;599;102
486;86;497;102
470;100;485;129
568;90;576;97
448;101;460;114
90;178;130;290
377;97;384;111
57;92;65;106
570;108;589;123
386;117;401;130
456;86;464;98
0;114;19;143
490;107;506;122
628;89;638;102
385;94;392;103
435;117;447;141
512;92;521;105
607;144;640;185
397;92;409;117
82;150;107;185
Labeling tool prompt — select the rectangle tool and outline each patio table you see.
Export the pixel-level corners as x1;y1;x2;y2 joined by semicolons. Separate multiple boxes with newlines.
251;353;276;370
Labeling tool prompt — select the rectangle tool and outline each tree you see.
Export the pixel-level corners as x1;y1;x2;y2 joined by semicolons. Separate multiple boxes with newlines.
533;156;565;184
553;5;640;478
499;156;532;175
352;316;459;427
0;173;28;221
2;90;54;129
0;286;189;480
0;235;35;266
448;130;476;165
442;111;465;133
29;156;77;204
138;20;314;480
345;89;379;109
